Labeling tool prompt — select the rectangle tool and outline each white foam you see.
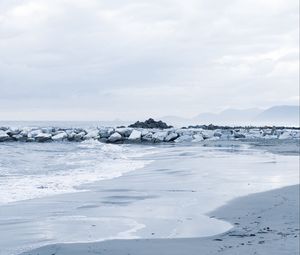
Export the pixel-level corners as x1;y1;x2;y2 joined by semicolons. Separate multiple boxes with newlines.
0;141;154;204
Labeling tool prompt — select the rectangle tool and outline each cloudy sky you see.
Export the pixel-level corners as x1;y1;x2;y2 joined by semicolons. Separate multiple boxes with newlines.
0;0;299;120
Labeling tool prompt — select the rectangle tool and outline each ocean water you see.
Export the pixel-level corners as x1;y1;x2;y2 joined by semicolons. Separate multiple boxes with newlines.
0;140;153;204
0;130;299;255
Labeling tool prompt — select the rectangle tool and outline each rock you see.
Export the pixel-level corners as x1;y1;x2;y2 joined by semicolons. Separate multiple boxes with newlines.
234;133;246;139
27;129;42;138
35;133;52;142
52;132;68;141
129;118;172;129
108;132;123;143
279;131;292;139
175;134;193;143
128;130;142;141
202;130;214;139
0;130;11;142
73;132;86;141
6;127;20;136
142;132;153;142
165;132;178;142
12;134;27;142
192;134;204;142
99;128;114;138
116;128;133;137
84;129;100;140
214;131;222;138
152;131;168;142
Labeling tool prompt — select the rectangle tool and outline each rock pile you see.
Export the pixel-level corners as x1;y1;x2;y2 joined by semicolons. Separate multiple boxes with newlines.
0;125;299;143
129;118;172;129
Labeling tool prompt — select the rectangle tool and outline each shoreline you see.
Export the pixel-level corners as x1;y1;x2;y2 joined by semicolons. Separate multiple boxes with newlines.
0;141;298;255
20;184;300;255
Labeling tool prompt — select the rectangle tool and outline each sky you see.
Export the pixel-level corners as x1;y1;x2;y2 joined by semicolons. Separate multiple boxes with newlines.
0;0;299;120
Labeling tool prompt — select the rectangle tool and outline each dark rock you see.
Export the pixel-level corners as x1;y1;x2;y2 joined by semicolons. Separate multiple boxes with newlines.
128;118;172;129
234;133;246;139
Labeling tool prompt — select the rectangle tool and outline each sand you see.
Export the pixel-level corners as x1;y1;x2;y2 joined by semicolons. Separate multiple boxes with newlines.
20;184;299;255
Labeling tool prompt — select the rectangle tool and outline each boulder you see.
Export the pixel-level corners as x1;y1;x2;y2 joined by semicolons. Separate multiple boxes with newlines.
234;133;246;139
152;131;168;142
27;129;42;138
35;133;52;142
165;132;178;142
84;129;100;140
175;134;193;143
108;132;123;143
214;131;222;138
142;132;153;142
6;127;20;136
73;132;86;141
279;131;292;140
0;130;11;142
192;134;204;142
129;118;172;129
116;128;133;137
99;128;114;138
52;132;68;141
12;134;28;142
128;130;142;141
202;130;214;139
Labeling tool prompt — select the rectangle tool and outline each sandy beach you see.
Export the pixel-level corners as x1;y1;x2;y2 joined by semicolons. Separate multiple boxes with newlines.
0;141;295;255
20;184;299;255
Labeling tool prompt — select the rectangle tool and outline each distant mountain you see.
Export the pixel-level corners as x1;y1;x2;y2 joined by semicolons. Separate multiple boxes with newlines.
160;105;300;127
160;115;192;127
194;108;262;125
255;105;299;126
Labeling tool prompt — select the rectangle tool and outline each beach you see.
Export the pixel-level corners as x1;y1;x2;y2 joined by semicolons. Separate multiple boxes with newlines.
0;140;299;255
20;184;300;255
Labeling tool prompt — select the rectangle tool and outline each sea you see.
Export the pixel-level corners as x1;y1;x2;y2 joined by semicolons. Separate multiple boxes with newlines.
0;121;299;255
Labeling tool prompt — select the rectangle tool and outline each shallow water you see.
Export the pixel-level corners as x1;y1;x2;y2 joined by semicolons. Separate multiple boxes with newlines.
0;141;152;204
0;141;299;255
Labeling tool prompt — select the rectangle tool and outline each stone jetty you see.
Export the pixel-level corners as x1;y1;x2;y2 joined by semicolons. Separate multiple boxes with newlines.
0;119;299;143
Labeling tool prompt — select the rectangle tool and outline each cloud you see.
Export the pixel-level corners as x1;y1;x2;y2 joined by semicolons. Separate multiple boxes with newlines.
0;0;298;120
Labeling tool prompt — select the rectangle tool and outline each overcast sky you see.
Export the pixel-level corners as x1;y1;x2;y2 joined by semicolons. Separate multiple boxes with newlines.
0;0;299;120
